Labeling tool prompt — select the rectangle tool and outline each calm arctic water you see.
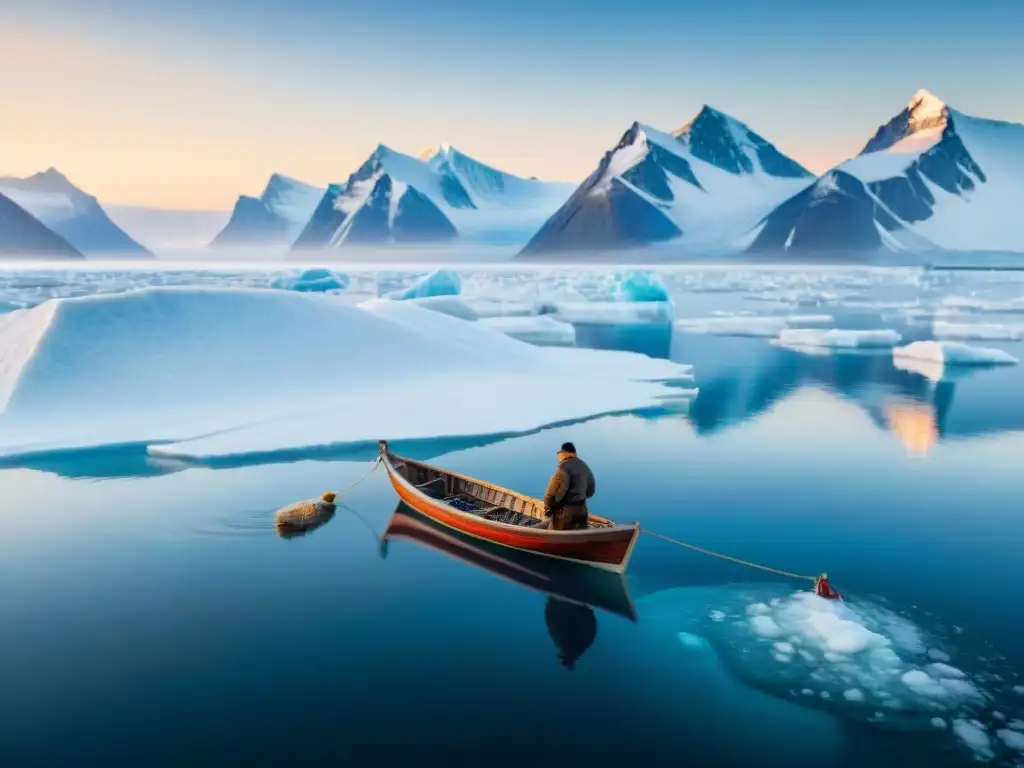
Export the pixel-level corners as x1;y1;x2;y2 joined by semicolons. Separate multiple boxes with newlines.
2;266;1024;767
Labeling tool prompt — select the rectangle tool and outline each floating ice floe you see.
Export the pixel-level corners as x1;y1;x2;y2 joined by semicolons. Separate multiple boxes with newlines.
0;287;697;462
270;267;349;293
893;341;1019;369
385;268;462;300
675;314;834;338
940;296;1024;315
477;315;575;346
775;328;903;350
932;321;1023;342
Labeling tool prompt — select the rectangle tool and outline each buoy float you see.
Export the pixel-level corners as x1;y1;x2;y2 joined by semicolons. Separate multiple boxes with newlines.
274;492;338;539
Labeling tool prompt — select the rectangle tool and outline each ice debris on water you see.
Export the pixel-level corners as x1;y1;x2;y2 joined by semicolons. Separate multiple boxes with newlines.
931;717;947;729
709;610;727;622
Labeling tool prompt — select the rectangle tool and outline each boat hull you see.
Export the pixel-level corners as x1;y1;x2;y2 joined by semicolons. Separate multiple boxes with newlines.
379;441;640;573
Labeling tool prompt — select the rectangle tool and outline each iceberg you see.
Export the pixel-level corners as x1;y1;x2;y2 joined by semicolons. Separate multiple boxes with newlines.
478;316;576;346
776;328;903;349
271;268;350;293
607;271;672;303
386;269;462;300
0;287;696;462
893;340;1019;368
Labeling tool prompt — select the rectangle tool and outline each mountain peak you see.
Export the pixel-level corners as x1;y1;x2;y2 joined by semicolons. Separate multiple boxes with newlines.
860;89;950;155
27;167;75;189
672;105;743;140
420;142;457;163
908;89;946;117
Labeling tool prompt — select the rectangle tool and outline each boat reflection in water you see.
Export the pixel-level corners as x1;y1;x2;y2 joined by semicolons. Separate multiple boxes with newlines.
381;503;637;669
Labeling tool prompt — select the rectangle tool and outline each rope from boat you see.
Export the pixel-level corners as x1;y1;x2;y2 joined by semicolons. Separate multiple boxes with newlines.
327;456;381;498
641;528;817;583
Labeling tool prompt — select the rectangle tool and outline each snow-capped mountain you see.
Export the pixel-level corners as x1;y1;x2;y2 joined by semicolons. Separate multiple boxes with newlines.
291;145;573;251
518;107;814;257
747;90;1024;255
211;173;324;248
0;192;84;259
0;168;150;256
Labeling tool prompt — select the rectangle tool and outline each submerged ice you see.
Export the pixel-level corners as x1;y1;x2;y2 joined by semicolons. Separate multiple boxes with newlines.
642;584;1024;763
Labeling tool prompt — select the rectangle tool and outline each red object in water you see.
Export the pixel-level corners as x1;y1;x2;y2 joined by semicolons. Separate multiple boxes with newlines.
815;577;841;600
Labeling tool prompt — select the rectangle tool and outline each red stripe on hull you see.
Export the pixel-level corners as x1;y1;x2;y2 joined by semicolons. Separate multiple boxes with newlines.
387;473;634;568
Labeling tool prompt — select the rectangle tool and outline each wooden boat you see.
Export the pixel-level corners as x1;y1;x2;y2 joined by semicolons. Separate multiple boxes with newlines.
378;440;640;573
382;503;638;621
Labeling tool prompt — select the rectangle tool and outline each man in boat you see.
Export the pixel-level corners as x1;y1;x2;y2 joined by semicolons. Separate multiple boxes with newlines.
538;442;596;530
814;572;841;600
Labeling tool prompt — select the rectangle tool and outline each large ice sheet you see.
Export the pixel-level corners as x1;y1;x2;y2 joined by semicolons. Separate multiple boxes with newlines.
0;287;695;461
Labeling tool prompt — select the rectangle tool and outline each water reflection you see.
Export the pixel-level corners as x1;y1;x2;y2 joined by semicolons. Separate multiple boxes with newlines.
544;597;597;671
381;503;637;623
885;401;940;457
672;331;1023;449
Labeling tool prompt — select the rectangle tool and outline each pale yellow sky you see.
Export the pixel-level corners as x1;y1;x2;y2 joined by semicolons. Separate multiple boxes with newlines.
0;25;864;211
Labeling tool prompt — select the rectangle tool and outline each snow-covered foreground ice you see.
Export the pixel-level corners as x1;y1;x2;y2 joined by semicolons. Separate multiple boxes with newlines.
641;585;1024;764
0;287;696;462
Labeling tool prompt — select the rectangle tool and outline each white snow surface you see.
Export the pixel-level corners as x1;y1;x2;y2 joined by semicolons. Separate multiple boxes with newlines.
893;340;1019;367
0;287;698;461
776;328;903;349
